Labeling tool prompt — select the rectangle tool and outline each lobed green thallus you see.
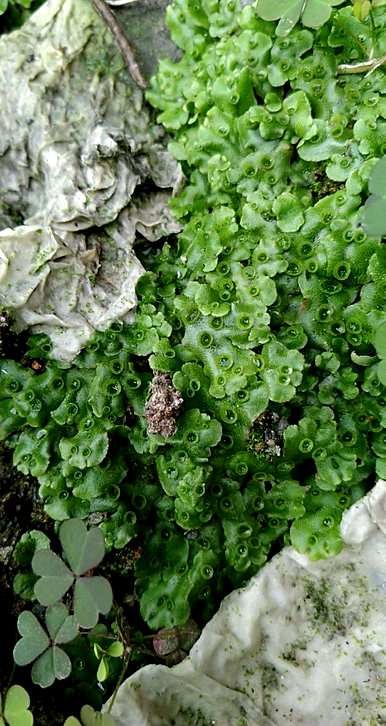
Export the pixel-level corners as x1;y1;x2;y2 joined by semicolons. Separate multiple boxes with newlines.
2;0;386;629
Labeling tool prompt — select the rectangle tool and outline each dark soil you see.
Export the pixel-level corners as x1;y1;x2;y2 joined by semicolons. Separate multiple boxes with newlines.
0;443;63;721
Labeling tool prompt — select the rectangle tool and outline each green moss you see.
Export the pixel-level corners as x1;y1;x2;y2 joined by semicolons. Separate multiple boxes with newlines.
261;662;281;702
303;573;371;636
1;0;386;631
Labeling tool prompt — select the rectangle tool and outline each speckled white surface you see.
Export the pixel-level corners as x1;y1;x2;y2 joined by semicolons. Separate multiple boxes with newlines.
106;481;386;725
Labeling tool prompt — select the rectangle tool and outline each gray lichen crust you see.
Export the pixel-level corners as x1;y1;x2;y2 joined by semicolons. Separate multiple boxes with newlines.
0;0;181;360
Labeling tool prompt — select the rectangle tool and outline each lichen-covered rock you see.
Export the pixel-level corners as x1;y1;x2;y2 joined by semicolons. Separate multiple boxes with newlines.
0;0;181;360
106;481;386;725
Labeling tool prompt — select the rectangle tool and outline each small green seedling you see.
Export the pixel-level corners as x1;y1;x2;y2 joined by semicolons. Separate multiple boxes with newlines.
32;519;113;629
63;705;116;726
0;685;33;726
93;639;124;683
88;624;125;683
257;0;345;36
13;604;78;688
362;156;386;237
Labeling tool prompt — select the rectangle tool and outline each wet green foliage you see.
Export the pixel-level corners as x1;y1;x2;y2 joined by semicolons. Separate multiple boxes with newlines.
0;0;43;32
0;0;31;16
1;0;386;630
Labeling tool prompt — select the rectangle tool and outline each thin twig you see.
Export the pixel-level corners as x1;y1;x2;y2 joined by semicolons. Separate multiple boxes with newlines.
337;53;386;75
106;656;131;713
92;0;147;89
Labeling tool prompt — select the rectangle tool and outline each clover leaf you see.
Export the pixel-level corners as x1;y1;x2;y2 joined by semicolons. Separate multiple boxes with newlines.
257;0;345;35
13;530;51;601
13;605;78;688
0;685;33;726
63;706;116;726
362;156;386;237
32;519;113;629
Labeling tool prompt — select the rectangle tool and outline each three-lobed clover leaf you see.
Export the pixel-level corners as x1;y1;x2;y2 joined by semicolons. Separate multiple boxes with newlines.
362;156;386;237
0;685;33;726
257;0;345;35
32;519;113;629
13;604;78;688
63;706;116;726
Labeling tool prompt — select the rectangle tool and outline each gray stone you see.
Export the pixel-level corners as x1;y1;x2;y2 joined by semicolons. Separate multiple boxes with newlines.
109;0;180;80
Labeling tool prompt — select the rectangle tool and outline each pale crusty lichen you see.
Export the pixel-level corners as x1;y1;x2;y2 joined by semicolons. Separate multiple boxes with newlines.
0;0;181;361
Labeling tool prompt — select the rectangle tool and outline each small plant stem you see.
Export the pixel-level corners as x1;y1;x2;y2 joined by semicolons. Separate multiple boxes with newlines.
4;664;15;693
92;0;147;89
337;53;386;75
106;656;131;714
368;9;376;44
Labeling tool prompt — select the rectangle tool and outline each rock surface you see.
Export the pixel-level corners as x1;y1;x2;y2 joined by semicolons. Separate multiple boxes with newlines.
0;0;181;360
107;0;180;80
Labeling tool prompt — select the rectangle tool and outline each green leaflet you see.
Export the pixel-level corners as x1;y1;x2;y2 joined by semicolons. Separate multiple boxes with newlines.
32;520;112;629
13;605;77;688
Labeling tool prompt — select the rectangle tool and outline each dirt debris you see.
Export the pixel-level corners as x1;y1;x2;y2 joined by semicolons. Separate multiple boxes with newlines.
145;373;183;437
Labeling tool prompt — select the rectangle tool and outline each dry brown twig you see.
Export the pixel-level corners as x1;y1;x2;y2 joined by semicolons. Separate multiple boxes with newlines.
337;52;386;76
92;0;147;89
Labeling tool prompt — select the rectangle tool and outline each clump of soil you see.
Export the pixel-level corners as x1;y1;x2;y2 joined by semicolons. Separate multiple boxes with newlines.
145;373;183;437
